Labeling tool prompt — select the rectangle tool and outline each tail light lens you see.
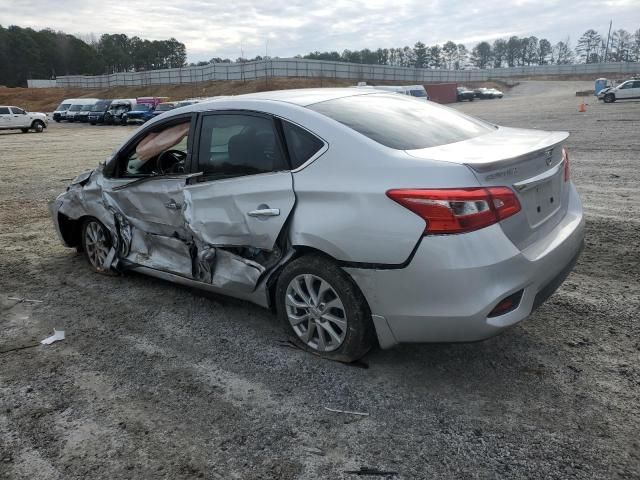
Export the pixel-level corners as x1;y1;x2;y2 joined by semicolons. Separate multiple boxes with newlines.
386;187;521;234
562;147;570;182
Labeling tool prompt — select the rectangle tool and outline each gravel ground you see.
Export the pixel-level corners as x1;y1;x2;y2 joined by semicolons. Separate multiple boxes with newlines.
0;81;638;480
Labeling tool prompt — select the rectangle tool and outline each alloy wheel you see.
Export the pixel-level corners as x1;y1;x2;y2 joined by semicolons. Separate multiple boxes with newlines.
84;221;111;270
285;274;347;352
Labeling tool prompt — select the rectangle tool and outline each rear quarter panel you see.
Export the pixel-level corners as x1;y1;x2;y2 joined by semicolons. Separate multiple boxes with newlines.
285;111;481;264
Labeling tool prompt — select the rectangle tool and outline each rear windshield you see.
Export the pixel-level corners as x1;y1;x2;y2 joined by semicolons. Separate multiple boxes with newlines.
308;93;494;150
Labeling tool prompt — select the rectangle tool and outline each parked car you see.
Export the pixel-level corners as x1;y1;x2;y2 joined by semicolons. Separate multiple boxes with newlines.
0;106;48;132
151;102;176;118
66;99;99;122
136;96;170;108
487;88;503;98
104;99;136;125
52;99;76;122
75;104;96;123
355;84;430;101
598;79;640;103
474;88;495;99
123;103;156;124
50;89;584;361
88;100;113;125
457;87;475;101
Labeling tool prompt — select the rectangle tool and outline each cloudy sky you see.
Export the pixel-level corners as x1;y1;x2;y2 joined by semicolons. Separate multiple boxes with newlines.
2;0;639;61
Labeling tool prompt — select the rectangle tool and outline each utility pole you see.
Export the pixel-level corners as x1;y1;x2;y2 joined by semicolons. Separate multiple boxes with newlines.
265;39;269;88
604;20;612;63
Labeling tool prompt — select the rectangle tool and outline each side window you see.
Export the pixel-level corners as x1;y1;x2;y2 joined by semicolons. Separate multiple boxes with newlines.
117;121;191;177
281;121;324;169
198;114;286;178
11;107;25;114
620;82;632;89
0;107;10;114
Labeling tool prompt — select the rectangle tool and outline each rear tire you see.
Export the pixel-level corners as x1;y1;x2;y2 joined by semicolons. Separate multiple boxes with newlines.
604;93;615;103
276;254;374;362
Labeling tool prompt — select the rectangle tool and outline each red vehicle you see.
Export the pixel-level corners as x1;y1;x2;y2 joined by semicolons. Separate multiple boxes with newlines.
135;97;170;108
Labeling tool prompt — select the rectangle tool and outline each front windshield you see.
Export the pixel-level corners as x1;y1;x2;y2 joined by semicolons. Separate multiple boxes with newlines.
57;103;71;110
92;103;109;112
132;104;150;111
410;90;427;98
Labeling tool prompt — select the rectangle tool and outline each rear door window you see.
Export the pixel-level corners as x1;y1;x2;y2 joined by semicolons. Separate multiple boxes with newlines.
0;107;10;114
197;113;287;179
281;121;325;169
308;93;494;150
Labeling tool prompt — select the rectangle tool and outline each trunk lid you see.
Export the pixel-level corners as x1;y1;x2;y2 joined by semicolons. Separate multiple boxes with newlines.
406;126;570;250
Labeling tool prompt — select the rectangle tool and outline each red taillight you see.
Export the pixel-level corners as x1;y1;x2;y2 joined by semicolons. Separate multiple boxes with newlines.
386;187;521;234
562;147;570;182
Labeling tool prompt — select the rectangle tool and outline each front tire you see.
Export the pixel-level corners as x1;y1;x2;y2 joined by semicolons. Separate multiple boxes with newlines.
276;254;374;362
81;218;115;275
604;93;615;103
32;120;45;133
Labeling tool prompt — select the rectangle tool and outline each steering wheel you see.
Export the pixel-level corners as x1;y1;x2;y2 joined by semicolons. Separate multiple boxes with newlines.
156;150;187;175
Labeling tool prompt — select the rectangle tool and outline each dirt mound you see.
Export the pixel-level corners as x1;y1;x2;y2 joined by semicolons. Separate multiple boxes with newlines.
0;77;354;112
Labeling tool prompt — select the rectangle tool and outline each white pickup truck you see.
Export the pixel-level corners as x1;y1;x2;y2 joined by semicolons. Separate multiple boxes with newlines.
0;106;48;133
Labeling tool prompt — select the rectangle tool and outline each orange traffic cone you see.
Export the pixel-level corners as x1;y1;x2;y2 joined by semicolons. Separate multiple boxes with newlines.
578;102;586;112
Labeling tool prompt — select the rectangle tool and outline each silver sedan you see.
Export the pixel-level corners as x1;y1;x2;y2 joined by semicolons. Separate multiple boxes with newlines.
50;89;585;361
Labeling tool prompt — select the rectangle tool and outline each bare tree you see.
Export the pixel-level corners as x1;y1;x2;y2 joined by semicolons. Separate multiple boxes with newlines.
441;41;458;69
611;29;632;62
576;29;602;63
553;38;574;64
456;44;468;69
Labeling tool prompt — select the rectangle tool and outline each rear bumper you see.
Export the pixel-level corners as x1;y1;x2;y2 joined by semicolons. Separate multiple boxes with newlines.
345;183;585;348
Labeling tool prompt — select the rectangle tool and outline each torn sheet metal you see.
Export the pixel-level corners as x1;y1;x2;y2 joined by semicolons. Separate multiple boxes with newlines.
209;249;265;293
129;232;193;277
51;159;291;299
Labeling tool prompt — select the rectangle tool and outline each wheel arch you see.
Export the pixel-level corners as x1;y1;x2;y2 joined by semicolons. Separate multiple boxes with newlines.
266;244;380;347
57;213;95;250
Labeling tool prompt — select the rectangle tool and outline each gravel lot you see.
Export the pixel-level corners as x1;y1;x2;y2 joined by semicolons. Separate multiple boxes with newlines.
1;81;638;479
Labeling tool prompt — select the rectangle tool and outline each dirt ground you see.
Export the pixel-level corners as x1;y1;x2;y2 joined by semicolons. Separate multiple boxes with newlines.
0;81;638;479
0;77;516;112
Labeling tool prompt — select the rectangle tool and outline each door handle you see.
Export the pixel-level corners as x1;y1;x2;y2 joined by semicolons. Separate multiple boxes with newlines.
247;208;280;217
164;199;182;210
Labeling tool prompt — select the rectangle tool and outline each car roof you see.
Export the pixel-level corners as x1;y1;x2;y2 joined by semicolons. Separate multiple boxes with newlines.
196;88;378;109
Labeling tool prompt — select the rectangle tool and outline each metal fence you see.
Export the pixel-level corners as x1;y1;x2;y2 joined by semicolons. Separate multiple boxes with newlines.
53;59;640;88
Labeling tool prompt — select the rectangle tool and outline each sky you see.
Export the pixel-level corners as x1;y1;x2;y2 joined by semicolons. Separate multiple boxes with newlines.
1;0;639;62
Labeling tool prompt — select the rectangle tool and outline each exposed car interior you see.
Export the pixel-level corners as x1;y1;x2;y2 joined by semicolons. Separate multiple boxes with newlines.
198;114;286;179
117;120;191;177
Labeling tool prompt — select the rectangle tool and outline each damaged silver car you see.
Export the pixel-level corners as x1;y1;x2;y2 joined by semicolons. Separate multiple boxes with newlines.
51;89;584;361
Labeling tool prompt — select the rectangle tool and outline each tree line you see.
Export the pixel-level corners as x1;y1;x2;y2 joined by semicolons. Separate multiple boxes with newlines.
295;29;640;70
0;25;187;87
2;24;639;87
